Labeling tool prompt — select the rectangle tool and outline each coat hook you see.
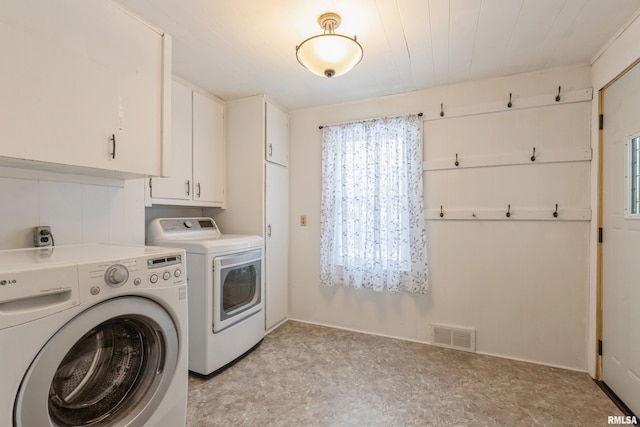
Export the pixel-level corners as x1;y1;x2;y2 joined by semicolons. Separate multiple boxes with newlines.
530;147;536;162
553;203;559;218
440;206;444;218
507;93;512;108
455;153;459;167
440;103;444;117
555;86;561;102
506;204;511;218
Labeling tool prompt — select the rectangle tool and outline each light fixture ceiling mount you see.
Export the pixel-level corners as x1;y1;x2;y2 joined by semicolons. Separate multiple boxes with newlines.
296;12;363;78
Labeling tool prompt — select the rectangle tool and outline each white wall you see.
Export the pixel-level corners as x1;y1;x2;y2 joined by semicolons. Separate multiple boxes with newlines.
0;172;145;250
588;12;640;377
289;65;593;371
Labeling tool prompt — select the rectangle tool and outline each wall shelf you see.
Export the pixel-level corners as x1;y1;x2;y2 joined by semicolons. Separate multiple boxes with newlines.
423;147;592;171
426;207;592;221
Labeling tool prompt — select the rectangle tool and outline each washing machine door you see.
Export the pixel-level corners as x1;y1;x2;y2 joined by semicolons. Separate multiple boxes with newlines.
14;297;179;427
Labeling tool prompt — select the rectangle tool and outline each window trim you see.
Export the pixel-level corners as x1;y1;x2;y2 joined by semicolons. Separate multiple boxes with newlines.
625;131;640;219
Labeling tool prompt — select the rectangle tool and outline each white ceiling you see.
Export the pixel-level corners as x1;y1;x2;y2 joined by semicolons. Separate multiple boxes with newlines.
118;0;640;111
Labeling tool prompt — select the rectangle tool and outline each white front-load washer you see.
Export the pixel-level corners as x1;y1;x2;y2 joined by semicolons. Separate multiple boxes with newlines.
147;217;264;376
0;243;188;427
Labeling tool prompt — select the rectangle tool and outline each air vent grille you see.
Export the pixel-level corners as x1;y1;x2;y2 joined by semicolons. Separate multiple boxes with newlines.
431;324;476;352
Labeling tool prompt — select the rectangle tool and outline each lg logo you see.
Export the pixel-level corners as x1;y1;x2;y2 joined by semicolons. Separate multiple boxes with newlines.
0;279;17;286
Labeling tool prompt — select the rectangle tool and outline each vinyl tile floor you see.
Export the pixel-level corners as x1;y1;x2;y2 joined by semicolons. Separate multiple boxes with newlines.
186;321;621;426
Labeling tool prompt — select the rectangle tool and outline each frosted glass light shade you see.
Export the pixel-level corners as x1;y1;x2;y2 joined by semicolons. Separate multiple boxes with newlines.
296;34;363;78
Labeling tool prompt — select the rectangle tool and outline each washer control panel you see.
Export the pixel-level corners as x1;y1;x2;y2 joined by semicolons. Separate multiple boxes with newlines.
78;250;186;302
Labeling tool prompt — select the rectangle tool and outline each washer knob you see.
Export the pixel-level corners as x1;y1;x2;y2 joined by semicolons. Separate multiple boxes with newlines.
104;264;129;287
184;220;194;228
163;271;171;280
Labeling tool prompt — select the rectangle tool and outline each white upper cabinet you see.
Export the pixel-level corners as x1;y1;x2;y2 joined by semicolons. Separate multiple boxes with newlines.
150;80;225;207
265;102;289;166
0;0;170;179
150;81;192;201
193;91;225;205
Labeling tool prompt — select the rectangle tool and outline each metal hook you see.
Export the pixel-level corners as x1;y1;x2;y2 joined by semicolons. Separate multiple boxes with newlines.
440;103;444;117
530;147;536;162
440;206;444;218
555;86;561;102
507;93;512;108
455;153;459;167
506;204;511;218
553;203;559;218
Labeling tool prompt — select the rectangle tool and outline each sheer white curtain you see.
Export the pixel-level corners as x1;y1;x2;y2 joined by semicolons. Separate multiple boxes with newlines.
320;114;429;294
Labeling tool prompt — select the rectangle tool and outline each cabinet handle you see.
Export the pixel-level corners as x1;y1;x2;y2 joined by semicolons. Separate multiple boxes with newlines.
267;224;272;237
196;183;201;198
186;180;190;196
268;143;273;158
110;134;116;159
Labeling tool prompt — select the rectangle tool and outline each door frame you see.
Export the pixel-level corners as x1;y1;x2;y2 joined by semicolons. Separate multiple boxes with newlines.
595;56;640;379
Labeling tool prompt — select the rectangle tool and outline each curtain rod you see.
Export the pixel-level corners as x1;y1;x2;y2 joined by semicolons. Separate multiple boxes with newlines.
318;112;423;130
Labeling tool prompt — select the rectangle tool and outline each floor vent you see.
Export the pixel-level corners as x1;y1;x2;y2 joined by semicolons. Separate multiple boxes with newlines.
431;324;476;352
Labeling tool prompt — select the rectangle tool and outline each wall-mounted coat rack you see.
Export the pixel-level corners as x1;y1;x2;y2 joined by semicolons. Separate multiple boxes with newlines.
426;206;591;221
424;87;592;122
423;147;592;171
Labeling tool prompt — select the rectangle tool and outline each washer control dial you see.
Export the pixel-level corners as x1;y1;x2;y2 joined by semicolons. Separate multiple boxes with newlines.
184;220;194;228
104;264;129;287
163;271;171;280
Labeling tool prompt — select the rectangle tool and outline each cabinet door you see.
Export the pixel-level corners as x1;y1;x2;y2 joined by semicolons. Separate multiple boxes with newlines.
151;81;192;200
265;102;289;166
192;92;225;204
265;162;289;329
0;0;163;176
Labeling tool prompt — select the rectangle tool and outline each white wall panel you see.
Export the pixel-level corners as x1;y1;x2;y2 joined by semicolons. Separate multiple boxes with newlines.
39;181;83;246
107;185;126;244
0;175;145;249
0;178;39;249
82;185;109;244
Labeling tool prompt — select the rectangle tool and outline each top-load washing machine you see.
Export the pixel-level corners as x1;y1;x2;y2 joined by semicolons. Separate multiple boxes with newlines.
0;243;188;427
147;217;264;376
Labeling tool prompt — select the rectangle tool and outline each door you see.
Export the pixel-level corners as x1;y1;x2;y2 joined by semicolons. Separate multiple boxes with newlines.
265;162;289;329
15;297;179;427
265;101;289;166
601;59;640;415
0;0;164;176
193;91;225;204
212;249;263;332
151;80;193;200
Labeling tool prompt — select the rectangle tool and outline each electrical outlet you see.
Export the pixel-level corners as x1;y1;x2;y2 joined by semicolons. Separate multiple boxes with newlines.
33;226;52;247
300;215;307;226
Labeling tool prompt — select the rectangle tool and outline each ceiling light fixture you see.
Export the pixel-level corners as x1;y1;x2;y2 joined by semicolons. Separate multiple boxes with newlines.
296;12;363;78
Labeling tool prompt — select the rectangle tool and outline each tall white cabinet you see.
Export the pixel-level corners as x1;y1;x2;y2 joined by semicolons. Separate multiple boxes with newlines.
211;96;289;331
149;79;225;207
0;0;170;179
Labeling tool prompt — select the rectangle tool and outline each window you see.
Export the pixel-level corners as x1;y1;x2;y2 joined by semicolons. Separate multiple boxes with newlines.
319;114;429;294
630;135;640;216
